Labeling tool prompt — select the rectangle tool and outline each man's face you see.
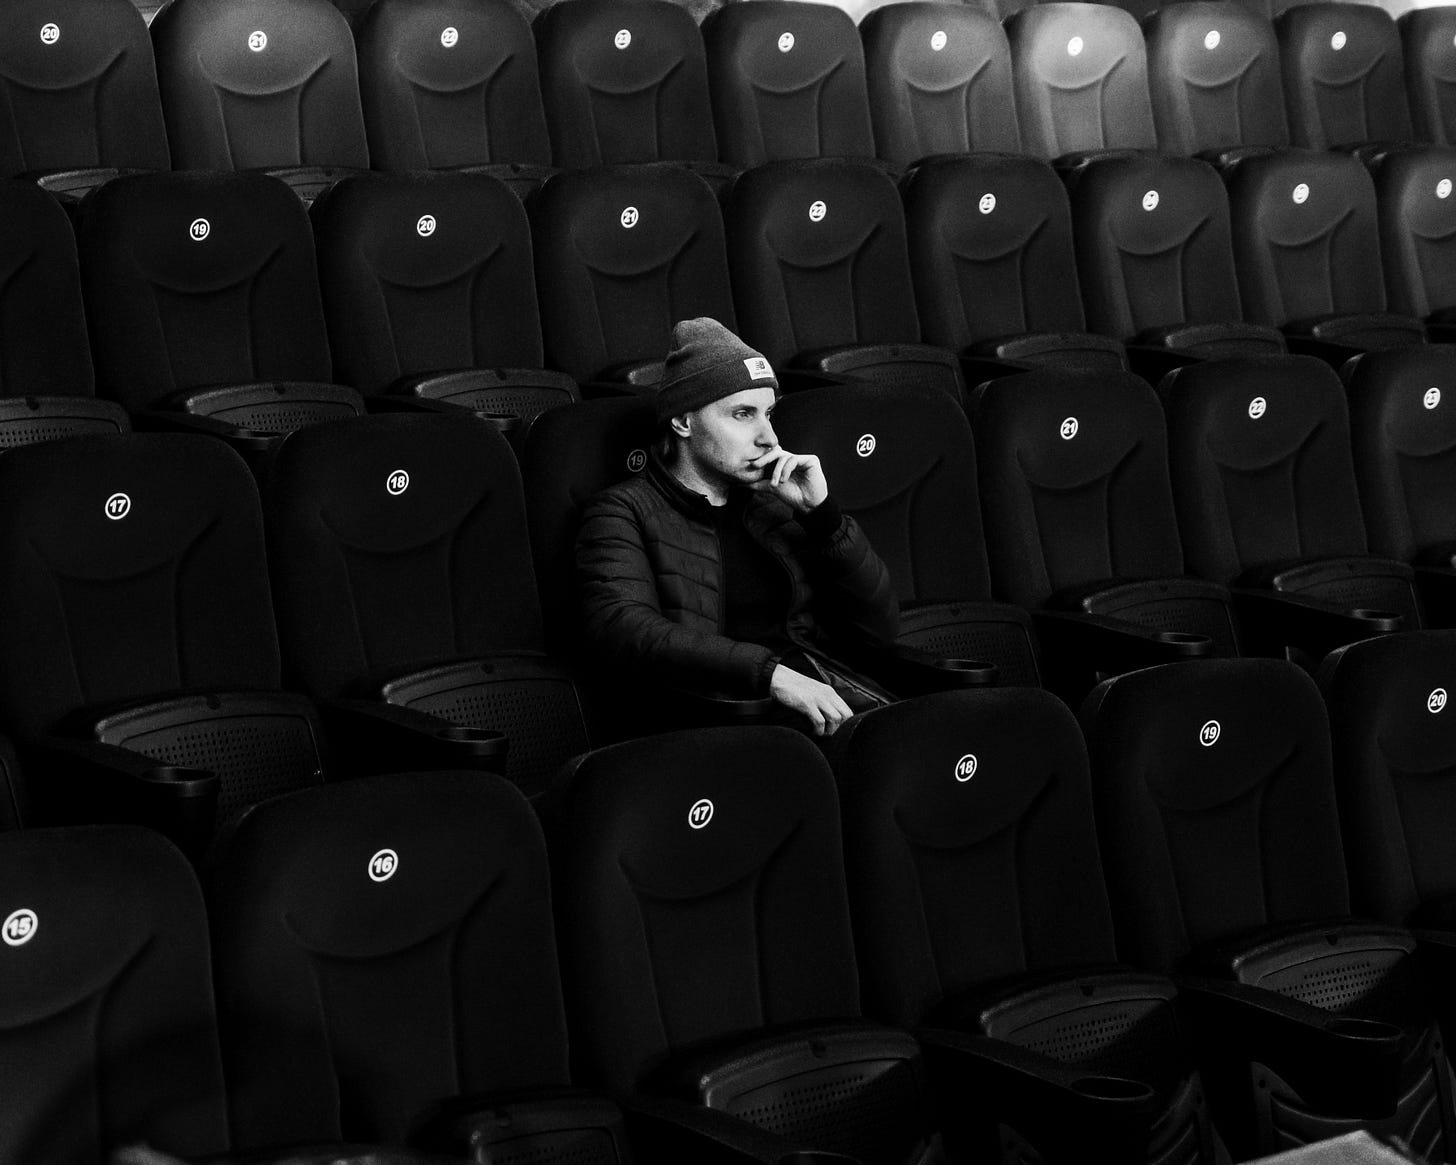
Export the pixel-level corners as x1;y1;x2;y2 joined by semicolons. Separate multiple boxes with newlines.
675;387;779;489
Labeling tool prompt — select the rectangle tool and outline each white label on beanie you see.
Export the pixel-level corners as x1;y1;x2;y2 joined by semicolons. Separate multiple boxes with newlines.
744;356;773;379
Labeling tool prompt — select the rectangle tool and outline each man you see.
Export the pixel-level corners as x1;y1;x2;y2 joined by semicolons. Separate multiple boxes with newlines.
576;317;899;736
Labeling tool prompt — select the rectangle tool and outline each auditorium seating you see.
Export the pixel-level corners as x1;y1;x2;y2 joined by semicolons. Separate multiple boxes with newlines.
1401;5;1456;145
1370;144;1456;333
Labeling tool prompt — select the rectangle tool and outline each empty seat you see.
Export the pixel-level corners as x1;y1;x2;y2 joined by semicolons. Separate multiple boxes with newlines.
771;380;1041;686
831;688;1226;1163
0;179;130;443
312;171;577;430
207;772;628;1153
702;1;875;167
77;170;362;444
1068;153;1286;359
534;0;721;173
0;826;228;1161
531;164;736;388
553;725;939;1162
1344;344;1456;628
724;158;965;400
1161;354;1423;657
1226;148;1426;352
0;433;328;841
860;2;1021;165
1083;657;1456;1160
901;153;1126;371
970;367;1232;696
1370;144;1456;332
151;0;369;202
0;0;169;201
1277;2;1413;152
1401;5;1456;145
354;0;554;189
1144;1;1290;159
264;413;587;797
1005;2;1157;161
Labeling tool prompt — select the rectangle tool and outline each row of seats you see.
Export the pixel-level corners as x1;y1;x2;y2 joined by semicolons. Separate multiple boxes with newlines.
7;0;1456;198
8;649;1456;1163
0;334;1450;836
9;145;1456;451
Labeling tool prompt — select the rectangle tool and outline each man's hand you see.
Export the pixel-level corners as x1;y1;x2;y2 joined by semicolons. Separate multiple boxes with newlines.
749;447;828;513
770;663;853;736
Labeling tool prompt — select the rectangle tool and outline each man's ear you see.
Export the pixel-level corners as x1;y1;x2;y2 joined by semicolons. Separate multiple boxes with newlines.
669;414;692;439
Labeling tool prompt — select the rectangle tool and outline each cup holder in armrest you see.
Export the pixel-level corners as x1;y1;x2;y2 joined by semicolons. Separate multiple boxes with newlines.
1069;1075;1156;1104
936;659;999;685
1326;1017;1403;1042
138;765;214;793
1154;631;1213;656
433;725;509;760
435;726;504;743
1349;608;1403;631
477;412;521;435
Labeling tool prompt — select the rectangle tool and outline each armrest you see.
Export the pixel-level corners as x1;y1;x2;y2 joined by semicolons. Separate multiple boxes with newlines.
27;166;134;204
1229;587;1401;658
621;1094;858;1165
662;687;776;724
1132;321;1286;360
390;367;579;413
1124;343;1203;385
831;639;998;696
1032;609;1211;673
410;1086;631;1162
973;332;1127;372
131;407;279;454
319;698;507;775
793;343;964;402
19;735;216;853
1175;974;1403;1118
917;1027;1155;1164
597;358;665;388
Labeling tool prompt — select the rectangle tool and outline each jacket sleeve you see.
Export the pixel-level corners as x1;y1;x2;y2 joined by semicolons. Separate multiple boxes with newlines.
795;497;900;646
575;490;780;697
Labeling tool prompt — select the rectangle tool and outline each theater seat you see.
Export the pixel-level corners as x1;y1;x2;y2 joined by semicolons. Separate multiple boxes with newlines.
702;1;876;167
77;170;363;454
860;2;1021;165
311;171;577;435
0;0;169;203
1370;144;1456;336
0;826;228;1161
1144;1;1289;160
264;413;587;798
1083;658;1456;1160
151;0;370;204
771;379;1041;688
1401;5;1456;145
724;158;966;401
830;688;1228;1164
0;179;130;443
531;164;736;390
552;726;939;1163
1161;355;1423;660
901;153;1127;373
354;0;556;197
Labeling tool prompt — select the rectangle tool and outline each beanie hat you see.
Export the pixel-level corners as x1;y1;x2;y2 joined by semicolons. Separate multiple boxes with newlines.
655;317;778;424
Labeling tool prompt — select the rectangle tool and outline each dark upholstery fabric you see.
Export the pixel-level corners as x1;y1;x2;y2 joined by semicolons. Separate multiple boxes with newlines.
151;0;369;170
78;170;332;409
0;432;280;738
535;0;717;168
1005;2;1157;159
0;826;228;1160
1082;658;1350;974
1402;6;1456;145
1145;1;1289;156
355;0;550;170
312;171;543;394
1371;145;1456;321
902;153;1087;351
553;726;860;1092
0;179;94;397
702;1;874;167
724;158;923;370
1069;154;1245;340
264;413;542;698
1320;630;1456;928
833;687;1116;1026
206;771;569;1146
861;3;1021;165
0;0;170;176
973;368;1185;608
531;164;735;383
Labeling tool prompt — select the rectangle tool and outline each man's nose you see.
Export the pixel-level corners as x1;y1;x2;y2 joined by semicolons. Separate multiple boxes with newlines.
758;420;777;446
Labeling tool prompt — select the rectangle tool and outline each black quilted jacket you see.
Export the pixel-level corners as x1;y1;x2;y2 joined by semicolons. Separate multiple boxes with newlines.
575;455;899;697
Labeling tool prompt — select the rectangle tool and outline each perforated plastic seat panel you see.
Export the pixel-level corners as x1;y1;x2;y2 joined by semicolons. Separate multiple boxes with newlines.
0;398;129;447
178;382;366;435
897;605;1040;686
93;691;325;819
381;658;588;797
